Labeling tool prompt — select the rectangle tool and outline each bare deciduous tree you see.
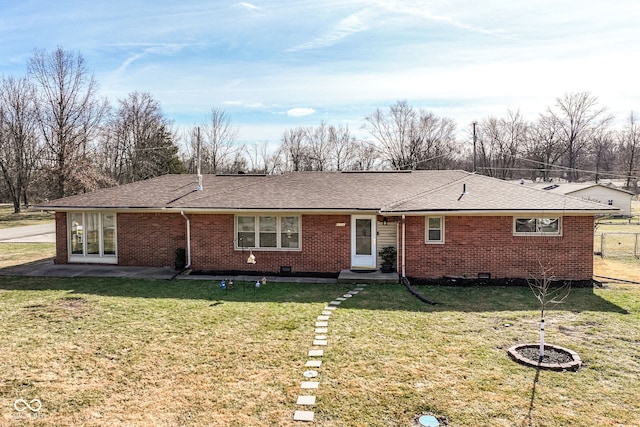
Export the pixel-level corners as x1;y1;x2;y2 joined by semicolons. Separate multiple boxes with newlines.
618;111;640;191
276;122;360;172
589;128;616;183
101;92;183;183
28;47;108;198
528;262;571;358
476;110;527;179
414;112;458;170
200;108;239;174
328;124;357;171
363;100;458;170
243;141;282;174
524;114;565;181
352;140;381;171
0;76;41;212
363;100;416;170
547;92;612;182
280;127;308;172
305;120;331;171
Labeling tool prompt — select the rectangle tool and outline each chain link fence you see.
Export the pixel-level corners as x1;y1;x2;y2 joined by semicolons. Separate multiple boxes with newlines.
595;233;640;258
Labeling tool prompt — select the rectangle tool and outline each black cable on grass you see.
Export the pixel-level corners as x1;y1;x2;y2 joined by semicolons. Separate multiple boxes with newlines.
401;277;437;305
594;275;640;285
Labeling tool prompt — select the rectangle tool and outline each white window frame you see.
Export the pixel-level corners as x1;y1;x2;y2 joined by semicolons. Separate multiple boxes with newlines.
235;215;301;250
68;211;117;263
425;216;445;244
513;217;562;236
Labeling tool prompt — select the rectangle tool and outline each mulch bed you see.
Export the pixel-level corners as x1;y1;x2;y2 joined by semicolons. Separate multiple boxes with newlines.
515;346;574;364
507;343;582;371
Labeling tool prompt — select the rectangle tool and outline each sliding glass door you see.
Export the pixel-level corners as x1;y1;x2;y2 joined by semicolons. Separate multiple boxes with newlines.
68;211;117;263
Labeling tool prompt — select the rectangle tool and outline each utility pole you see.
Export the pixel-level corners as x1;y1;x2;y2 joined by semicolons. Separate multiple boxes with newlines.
472;121;478;173
196;127;203;190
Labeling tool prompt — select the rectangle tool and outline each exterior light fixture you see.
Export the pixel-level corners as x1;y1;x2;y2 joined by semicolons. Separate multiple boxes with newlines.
247;249;256;264
383;217;388;226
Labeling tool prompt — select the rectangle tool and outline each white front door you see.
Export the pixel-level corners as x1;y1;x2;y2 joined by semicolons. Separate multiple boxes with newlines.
351;215;377;269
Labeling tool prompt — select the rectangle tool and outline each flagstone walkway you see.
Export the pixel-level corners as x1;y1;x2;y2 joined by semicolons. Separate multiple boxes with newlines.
293;284;366;423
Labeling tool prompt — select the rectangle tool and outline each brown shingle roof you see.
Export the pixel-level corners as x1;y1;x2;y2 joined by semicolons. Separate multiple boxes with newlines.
37;171;618;214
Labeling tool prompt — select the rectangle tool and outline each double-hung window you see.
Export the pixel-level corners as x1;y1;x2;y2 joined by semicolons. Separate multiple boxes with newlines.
68;211;117;262
513;217;561;236
236;215;300;249
425;216;444;244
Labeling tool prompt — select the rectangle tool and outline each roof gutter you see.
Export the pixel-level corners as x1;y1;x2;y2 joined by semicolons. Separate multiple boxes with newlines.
180;210;192;269
379;208;619;216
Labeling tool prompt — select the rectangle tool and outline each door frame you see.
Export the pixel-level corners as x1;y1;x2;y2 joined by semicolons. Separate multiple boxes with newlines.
350;215;377;269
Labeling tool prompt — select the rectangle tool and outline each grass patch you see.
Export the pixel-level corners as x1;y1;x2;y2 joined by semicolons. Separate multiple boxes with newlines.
0;277;638;426
594;257;640;283
0;205;54;229
594;200;640;259
0;243;55;268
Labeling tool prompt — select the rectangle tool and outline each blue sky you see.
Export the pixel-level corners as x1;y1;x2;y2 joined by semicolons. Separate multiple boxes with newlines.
1;0;639;146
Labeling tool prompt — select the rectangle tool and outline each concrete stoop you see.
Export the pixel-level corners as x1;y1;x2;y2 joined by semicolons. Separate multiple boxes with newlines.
337;269;399;284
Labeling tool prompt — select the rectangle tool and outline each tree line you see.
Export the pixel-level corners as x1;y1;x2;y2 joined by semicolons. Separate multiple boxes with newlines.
1;47;638;213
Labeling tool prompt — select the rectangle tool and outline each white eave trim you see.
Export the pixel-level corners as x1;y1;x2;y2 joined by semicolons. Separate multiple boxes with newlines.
37;206;619;216
379;209;620;216
43;206;382;215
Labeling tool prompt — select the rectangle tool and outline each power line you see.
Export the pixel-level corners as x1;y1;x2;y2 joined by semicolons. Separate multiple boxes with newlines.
490;153;639;181
477;166;635;178
394;153;450;170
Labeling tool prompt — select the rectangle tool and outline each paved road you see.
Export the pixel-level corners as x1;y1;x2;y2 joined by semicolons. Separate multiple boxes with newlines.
0;223;55;243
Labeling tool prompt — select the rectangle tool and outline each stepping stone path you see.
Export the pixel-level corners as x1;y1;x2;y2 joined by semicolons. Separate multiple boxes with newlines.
293;285;366;423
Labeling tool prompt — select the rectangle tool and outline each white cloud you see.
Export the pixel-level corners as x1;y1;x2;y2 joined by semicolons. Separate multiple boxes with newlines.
287;107;316;117
224;100;266;109
239;2;260;11
237;2;263;16
114;43;184;73
375;0;511;38
286;9;371;52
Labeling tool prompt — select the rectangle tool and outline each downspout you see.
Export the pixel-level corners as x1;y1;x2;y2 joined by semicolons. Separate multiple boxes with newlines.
180;211;192;269
399;213;436;305
401;214;406;278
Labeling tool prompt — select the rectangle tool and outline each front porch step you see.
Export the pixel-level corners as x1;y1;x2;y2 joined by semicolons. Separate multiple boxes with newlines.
337;269;399;284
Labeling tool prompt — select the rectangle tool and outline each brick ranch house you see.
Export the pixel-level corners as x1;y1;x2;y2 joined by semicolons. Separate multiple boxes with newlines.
37;170;617;282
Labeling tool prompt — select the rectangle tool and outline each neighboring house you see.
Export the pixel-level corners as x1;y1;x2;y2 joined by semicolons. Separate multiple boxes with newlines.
36;170;617;282
528;182;633;216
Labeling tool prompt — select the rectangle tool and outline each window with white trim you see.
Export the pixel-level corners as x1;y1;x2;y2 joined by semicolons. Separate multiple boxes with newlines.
236;215;300;249
513;217;561;235
425;216;444;244
68;211;117;260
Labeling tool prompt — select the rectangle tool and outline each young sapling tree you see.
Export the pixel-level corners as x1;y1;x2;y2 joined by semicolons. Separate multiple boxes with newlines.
528;262;571;358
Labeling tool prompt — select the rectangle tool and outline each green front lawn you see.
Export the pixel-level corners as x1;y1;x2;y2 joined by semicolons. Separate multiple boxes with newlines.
0;243;55;268
0;205;54;229
0;277;638;426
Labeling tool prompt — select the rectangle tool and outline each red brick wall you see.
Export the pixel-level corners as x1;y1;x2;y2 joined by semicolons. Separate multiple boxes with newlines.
403;215;594;280
190;214;351;273
116;213;187;267
113;213;352;273
54;212;68;264
55;211;594;280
